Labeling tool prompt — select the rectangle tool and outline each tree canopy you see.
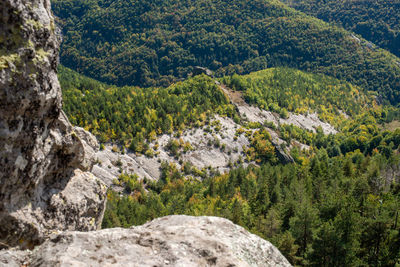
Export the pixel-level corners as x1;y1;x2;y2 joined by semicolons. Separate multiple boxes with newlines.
53;0;400;104
282;0;400;58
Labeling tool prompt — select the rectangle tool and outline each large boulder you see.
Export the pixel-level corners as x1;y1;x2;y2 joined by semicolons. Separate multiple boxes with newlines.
192;66;213;77
0;0;106;249
0;215;291;266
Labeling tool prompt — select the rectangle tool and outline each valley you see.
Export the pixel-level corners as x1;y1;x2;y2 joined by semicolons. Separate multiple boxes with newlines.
60;65;400;266
1;0;400;266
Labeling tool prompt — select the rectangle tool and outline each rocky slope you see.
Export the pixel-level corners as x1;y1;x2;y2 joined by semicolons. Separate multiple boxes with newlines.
0;0;106;249
0;215;291;267
93;115;252;185
92;85;335;184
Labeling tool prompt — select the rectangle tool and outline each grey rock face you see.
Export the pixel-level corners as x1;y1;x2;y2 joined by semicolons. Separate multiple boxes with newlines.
192;66;213;77
6;215;290;266
0;249;29;267
0;0;106;248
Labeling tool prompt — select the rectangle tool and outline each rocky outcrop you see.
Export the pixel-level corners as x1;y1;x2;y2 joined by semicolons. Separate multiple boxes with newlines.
0;0;106;249
0;215;291;266
192;66;213;77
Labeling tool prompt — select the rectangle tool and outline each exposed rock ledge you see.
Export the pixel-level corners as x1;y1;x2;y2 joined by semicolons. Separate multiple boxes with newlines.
0;215;291;267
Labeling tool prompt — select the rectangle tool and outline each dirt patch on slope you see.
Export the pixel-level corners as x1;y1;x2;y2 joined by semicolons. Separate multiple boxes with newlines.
220;84;246;106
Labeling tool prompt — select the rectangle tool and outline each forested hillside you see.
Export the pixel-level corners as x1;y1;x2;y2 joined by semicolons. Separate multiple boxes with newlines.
282;0;400;58
3;0;400;264
53;0;400;104
54;1;400;265
60;65;235;148
222;68;371;124
60;65;385;151
59;64;400;265
104;153;400;266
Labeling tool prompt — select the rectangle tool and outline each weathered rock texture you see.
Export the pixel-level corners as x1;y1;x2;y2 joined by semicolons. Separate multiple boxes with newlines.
0;0;106;249
93;115;252;185
0;215;291;267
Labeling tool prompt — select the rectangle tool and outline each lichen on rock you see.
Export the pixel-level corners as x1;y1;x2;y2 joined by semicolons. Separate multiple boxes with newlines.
0;0;107;249
0;215;291;267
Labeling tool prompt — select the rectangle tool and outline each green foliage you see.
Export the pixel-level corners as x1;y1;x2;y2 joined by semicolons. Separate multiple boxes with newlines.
223;67;371;125
60;65;400;163
118;173;143;194
165;138;193;156
53;0;400;104
277;106;400;160
57;40;400;266
103;151;400;266
283;0;400;58
60;65;234;148
247;129;277;164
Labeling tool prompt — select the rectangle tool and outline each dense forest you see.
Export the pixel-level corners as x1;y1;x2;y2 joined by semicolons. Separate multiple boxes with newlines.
60;65;235;150
55;1;400;265
60;63;400;265
222;68;371;125
53;0;400;104
60;65;393;153
282;0;400;58
103;147;400;266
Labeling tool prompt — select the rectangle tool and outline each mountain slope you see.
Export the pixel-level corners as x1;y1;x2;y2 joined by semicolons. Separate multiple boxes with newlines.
60;64;400;182
53;0;400;104
56;50;400;267
0;1;291;265
60;65;368;148
59;65;235;146
59;66;400;266
281;0;400;58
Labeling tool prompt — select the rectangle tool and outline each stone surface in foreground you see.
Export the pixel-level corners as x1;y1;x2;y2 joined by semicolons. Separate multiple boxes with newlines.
0;0;106;248
0;215;291;267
